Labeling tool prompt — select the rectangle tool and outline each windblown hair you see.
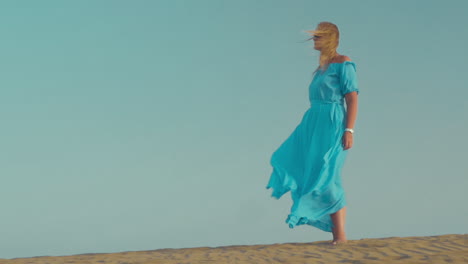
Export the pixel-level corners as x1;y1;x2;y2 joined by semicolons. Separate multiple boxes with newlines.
305;22;340;73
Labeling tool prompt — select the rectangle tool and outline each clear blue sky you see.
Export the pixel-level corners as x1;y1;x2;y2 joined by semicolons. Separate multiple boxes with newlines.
1;0;467;259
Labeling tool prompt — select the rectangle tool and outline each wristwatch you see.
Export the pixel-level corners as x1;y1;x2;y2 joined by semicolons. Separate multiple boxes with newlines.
344;128;354;134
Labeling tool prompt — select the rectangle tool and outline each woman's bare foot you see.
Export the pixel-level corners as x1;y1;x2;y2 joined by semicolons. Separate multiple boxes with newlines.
331;230;347;245
331;238;347;245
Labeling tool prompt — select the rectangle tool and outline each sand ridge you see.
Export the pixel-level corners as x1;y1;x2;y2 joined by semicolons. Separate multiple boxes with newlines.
1;234;467;264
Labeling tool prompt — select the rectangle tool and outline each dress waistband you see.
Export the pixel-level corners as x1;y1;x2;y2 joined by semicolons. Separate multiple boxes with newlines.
310;100;344;105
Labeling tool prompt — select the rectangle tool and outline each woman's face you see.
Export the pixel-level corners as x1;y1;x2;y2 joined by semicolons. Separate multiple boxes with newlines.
313;30;324;51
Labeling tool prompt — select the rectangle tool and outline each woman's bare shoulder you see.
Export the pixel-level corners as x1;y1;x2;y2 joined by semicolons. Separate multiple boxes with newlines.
329;55;352;63
335;55;352;63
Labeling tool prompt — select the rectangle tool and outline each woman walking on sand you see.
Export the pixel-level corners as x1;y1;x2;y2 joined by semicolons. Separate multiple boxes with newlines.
266;22;359;245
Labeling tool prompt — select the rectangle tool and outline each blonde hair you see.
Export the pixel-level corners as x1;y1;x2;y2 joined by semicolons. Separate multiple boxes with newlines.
305;22;340;73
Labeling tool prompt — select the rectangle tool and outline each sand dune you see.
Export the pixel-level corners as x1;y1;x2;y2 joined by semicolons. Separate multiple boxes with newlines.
1;234;466;264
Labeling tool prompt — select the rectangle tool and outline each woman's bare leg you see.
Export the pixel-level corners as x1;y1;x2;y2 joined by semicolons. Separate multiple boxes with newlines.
330;207;347;244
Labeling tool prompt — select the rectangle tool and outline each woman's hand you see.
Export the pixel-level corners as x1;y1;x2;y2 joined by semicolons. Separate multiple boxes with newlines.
342;132;353;150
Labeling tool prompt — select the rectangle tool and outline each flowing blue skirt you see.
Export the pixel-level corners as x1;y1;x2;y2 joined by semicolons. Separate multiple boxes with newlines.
266;101;349;232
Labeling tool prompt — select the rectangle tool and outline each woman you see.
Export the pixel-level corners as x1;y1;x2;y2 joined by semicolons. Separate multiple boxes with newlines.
266;22;359;245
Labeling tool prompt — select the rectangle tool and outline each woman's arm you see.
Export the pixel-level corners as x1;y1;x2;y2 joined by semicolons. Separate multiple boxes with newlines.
344;91;358;129
342;91;358;150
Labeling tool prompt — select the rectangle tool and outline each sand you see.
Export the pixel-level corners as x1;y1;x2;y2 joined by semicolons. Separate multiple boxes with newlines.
1;234;466;264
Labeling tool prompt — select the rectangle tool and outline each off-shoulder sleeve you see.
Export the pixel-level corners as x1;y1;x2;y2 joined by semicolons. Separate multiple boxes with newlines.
340;61;359;95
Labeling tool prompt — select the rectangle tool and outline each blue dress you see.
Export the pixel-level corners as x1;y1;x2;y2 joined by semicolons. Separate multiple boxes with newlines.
266;61;359;232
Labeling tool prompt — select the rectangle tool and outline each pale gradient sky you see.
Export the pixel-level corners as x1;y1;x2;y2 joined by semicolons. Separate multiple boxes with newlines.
1;0;467;259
